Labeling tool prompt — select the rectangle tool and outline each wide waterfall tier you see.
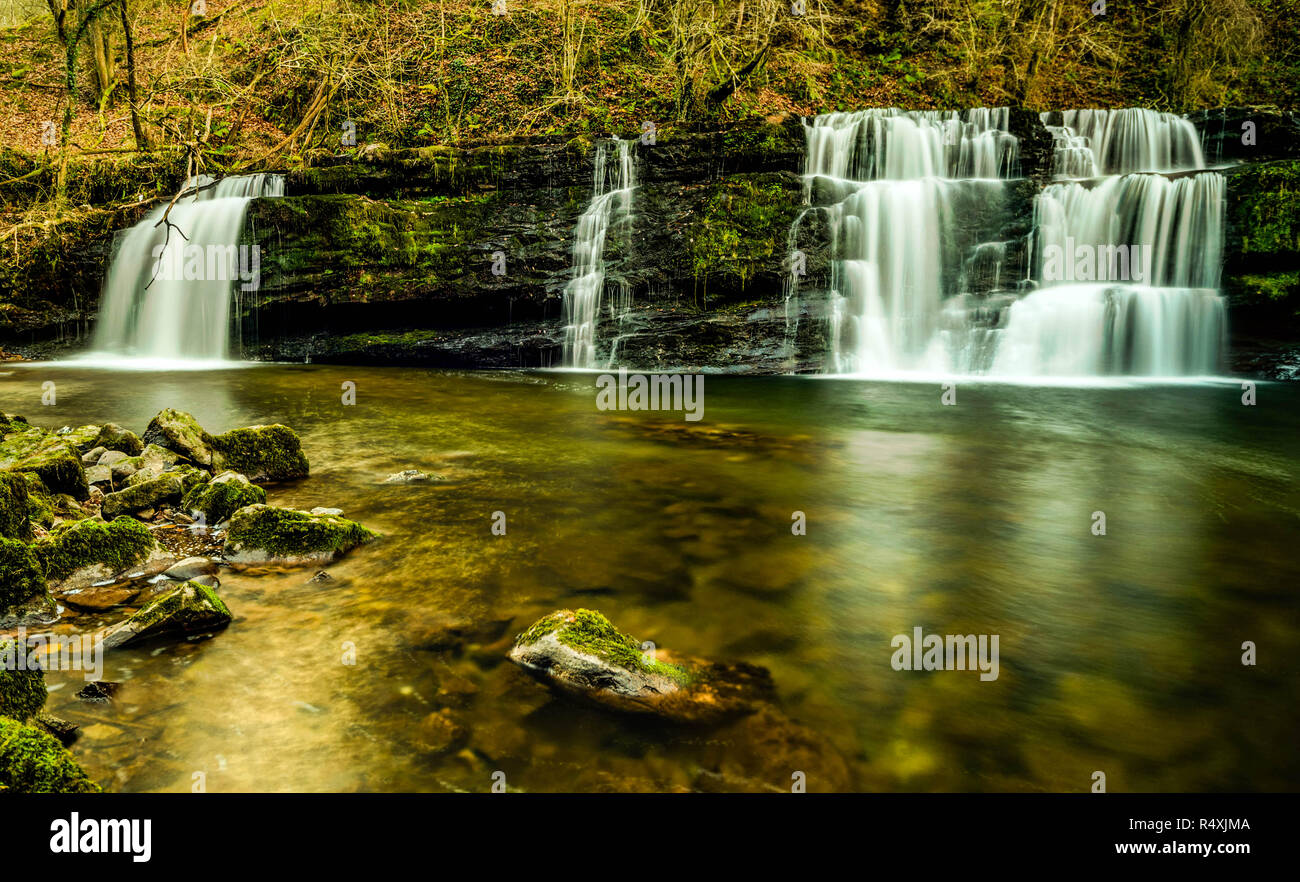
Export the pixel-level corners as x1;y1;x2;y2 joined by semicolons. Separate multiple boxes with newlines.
561;138;637;369
1040;108;1205;177
92;174;284;362
805;108;1019;182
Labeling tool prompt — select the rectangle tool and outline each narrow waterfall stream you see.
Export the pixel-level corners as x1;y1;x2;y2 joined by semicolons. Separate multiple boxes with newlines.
561;138;637;368
91;174;284;364
793;107;1228;378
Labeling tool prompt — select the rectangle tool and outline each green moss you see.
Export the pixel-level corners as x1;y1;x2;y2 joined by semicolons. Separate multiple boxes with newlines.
126;580;232;637
181;473;266;524
141;409;216;466
0;717;100;793
92;424;144;455
0;428;88;500
0;638;46;721
34;516;155;582
0;471;30;540
212;425;310;482
1231;160;1300;257
225;504;377;557
0;537;45;610
516;608;693;687
20;474;54;530
690;176;797;296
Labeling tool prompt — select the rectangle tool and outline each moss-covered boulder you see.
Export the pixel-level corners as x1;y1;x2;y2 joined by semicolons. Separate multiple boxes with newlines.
0;537;47;614
92;423;144;456
141;408;216;468
0;637;46;721
223;504;377;565
20;474;54;530
101;466;209;519
508;608;772;724
100;580;232;649
56;425;102;452
34;516;160;590
0;717;100;793
212;425;310;483
0;427;89;500
181;471;266;525
0;471;30;540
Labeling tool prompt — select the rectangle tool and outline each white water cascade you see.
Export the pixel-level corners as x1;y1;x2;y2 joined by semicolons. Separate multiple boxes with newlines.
799;109;1019;374
796;106;1226;378
92;174;283;362
561;138;637;368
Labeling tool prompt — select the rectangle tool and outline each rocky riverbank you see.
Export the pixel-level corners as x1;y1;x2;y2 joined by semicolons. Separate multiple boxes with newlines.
0;407;378;792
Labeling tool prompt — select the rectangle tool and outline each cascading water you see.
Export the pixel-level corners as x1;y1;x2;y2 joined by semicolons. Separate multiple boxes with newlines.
796;106;1226;378
92;174;283;362
561;138;637;368
797;109;1019;374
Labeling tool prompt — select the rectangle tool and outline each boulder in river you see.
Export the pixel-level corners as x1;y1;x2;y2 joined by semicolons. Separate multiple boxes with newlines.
212;425;309;483
0;637;46;721
223;503;377;566
162;556;218;581
32;516;162;591
508;608;772;724
180;471;265;524
141;408;217;468
100;579;233;649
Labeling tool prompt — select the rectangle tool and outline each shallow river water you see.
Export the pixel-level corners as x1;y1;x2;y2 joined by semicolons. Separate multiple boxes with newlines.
2;365;1297;792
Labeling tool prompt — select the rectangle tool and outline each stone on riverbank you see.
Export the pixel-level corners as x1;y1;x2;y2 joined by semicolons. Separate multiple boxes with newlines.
211;425;310;483
0;537;49;616
100;579;233;649
0;716;100;793
223;504;377;565
33;516;159;590
101;466;208;519
0;471;30;540
0;637;46;721
508;608;770;724
180;471;265;524
92;423;144;456
0;426;89;500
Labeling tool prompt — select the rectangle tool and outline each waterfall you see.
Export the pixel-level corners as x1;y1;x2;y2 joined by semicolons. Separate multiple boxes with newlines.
1040;108;1204;177
797;106;1226;378
92;174;283;362
561;138;637;368
800;109;1018;374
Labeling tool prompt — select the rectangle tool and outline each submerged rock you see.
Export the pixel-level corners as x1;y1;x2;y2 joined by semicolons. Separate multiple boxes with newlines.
180;471;265;524
382;469;438;484
223;504;377;566
34;712;79;747
212;425;309;483
100;580;233;649
414;709;468;754
33;516;160;591
0;637;46;721
0;716;100;793
141;408;216;468
508;608;770;724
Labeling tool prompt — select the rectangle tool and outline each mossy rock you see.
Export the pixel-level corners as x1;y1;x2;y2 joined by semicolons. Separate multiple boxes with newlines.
0;471;30;540
141;408;216;468
0;638;46;721
20;474;54;530
101;467;208;519
92;423;144;456
181;471;266;525
212;425;310;483
101;580;233;649
56;425;103;452
0;537;47;612
224;504;377;565
0;428;88;501
33;516;157;586
509;608;771;724
0;716;100;793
